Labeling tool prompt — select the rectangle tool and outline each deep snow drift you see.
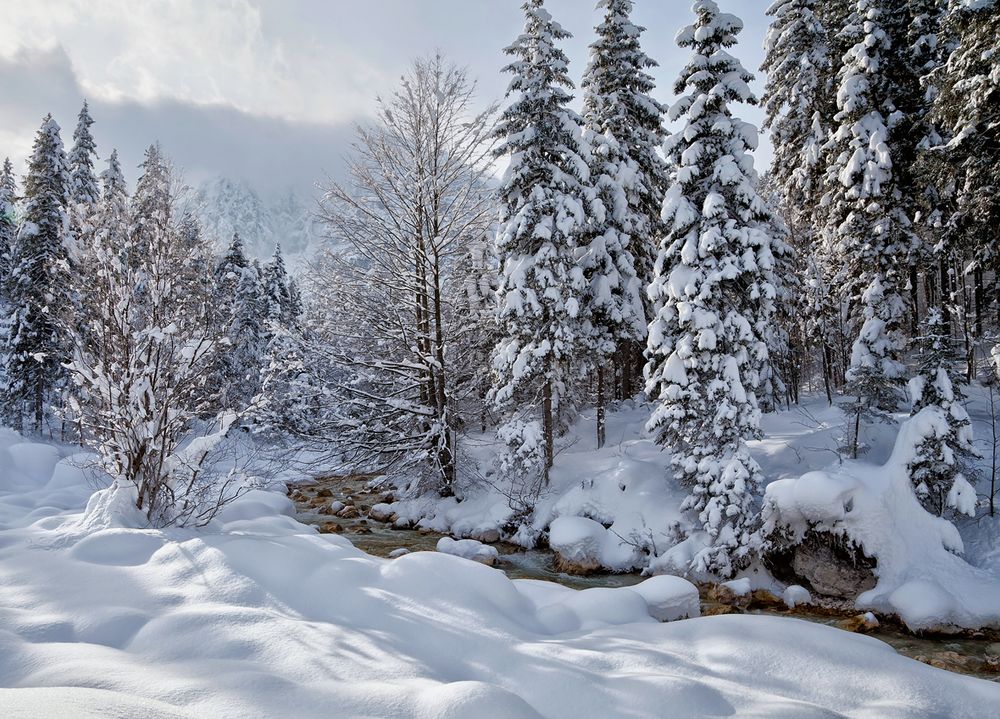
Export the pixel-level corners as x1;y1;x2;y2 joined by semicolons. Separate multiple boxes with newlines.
2;427;1000;717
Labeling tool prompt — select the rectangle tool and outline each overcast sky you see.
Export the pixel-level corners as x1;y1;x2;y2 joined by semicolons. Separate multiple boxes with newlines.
0;0;772;200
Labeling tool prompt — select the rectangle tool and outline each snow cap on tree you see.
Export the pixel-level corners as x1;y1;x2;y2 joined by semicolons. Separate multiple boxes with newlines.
645;0;775;578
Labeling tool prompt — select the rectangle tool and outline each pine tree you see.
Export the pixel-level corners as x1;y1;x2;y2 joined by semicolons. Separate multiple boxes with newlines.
645;0;776;578
842;277;906;457
0;158;16;303
580;0;663;443
2;115;74;431
905;307;978;516
761;0;834;227
932;0;999;329
263;243;292;325
823;0;912;418
492;0;595;487
212;232;266;410
68;101;99;213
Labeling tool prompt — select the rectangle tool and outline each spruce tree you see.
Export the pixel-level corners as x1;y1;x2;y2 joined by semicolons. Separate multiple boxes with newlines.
2;115;74;431
213;233;265;410
906;307;978;516
68;101;99;212
760;0;833;228
645;0;775;578
823;0;911;418
0;158;16;303
580;0;663;442
492;0;595;487
263;243;292;325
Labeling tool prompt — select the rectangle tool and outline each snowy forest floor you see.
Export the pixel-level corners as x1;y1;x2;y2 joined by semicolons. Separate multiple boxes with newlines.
3;401;1000;717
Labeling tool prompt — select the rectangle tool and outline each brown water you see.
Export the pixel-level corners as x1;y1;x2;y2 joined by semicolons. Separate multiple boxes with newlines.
290;475;1000;682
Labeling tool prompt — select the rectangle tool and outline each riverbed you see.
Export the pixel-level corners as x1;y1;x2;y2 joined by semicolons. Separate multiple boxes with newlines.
290;474;1000;682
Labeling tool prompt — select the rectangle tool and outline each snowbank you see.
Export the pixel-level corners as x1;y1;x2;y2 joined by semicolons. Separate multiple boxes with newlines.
763;413;1000;630
3;428;1000;717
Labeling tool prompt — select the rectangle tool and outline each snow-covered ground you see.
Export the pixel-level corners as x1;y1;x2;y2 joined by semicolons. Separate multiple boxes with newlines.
387;390;1000;631
3;426;1000;717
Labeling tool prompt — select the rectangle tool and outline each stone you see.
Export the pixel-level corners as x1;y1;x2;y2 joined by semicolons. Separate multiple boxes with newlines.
552;551;602;575
388;548;410;558
837;612;880;633
318;522;343;534
348;525;372;534
316;487;333;498
749;589;783;608
337;506;360;519
369;503;395;522
471;528;501;544
706;583;750;606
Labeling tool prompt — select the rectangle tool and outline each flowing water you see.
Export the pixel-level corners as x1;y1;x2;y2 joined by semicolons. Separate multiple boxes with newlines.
291;475;1000;682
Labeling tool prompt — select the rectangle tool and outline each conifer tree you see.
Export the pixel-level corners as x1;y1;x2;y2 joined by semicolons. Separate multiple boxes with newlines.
68;101;100;213
823;0;912;419
906;307;978;516
2;115;73;431
263;243;292;325
212;232;265;410
645;0;775;577
580;0;663;443
492;0;595;487
0;158;16;303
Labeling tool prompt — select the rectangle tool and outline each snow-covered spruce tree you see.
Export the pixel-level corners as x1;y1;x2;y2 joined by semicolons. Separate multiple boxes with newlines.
931;0;1000;330
841;277;906;458
0;158;16;303
262;243;293;327
67;148;232;527
1;115;74;432
68;101;99;239
319;54;496;496
823;0;912;429
212;232;266;411
493;0;595;489
760;0;834;230
579;0;660;443
581;0;667;408
906;307;978;516
645;0;776;578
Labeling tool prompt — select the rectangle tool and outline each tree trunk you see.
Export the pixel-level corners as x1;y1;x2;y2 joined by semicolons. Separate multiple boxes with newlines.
596;363;606;450
543;372;553;486
909;262;920;335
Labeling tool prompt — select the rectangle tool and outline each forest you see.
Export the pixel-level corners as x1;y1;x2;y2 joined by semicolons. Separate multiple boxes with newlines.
1;0;999;717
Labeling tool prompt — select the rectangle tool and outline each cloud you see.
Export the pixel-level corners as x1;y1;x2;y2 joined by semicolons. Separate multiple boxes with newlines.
0;46;354;198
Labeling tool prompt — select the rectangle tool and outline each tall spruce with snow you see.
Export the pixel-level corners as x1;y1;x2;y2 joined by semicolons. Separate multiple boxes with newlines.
213;232;266;410
760;0;833;228
932;0;1000;317
263;243;292;326
68;101;100;222
492;0;595;486
906;307;978;516
580;0;663;444
2;115;74;431
645;0;775;578
824;0;911;424
0;159;16;303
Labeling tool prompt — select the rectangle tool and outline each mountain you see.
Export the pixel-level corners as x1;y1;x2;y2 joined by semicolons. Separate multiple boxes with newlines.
183;177;324;265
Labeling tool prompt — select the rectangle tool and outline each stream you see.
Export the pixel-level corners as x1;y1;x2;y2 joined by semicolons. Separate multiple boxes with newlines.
290;474;1000;682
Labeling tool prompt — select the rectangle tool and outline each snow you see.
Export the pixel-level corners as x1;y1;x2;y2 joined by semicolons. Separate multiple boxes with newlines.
783;585;812;609
763;409;1000;631
436;537;500;565
2;428;1000;716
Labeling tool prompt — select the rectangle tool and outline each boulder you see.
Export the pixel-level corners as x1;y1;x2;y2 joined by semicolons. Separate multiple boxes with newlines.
631;576;700;621
337;505;360;519
549;516;607;575
318;522;343;534
316;487;333;498
436;537;499;566
388;548;410;558
369;503;395;522
471;528;501;544
782;585;812;609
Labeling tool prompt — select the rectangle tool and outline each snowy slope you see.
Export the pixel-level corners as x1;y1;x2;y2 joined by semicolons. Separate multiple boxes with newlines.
2;428;999;718
182;177;324;264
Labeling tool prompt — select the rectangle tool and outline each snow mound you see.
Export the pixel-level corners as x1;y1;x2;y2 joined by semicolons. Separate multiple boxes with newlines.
436;537;500;565
549;515;638;571
630;575;701;621
763;414;1000;630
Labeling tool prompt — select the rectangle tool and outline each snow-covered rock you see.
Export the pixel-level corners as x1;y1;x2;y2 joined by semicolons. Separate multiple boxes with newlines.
630;575;700;621
763;413;1000;630
783;585;812;609
436;537;500;566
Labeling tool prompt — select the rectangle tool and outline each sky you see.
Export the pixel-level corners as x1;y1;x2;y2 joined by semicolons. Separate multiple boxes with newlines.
0;0;772;201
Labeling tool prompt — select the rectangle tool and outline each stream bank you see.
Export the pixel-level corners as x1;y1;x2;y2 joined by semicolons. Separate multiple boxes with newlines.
289;474;1000;682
